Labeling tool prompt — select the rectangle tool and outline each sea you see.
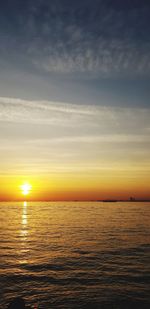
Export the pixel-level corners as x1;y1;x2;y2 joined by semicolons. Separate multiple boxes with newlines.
0;201;150;309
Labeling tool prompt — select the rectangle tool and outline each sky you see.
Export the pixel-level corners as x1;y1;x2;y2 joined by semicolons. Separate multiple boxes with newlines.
0;0;150;200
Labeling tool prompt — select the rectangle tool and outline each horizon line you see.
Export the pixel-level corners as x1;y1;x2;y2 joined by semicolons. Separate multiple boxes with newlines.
0;198;150;202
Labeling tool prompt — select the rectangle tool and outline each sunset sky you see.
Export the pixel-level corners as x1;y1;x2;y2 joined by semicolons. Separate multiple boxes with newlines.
0;0;150;200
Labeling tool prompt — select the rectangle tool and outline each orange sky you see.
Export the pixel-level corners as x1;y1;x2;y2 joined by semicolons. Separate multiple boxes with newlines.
0;168;150;201
0;99;150;201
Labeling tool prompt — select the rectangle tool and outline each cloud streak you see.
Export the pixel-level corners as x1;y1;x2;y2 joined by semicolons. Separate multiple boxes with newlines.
0;96;149;183
0;97;150;144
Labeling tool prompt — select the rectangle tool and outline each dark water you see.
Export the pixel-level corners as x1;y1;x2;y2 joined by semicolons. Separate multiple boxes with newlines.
0;202;150;309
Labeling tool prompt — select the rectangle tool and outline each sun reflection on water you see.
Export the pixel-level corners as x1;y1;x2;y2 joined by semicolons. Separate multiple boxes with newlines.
19;202;29;264
20;201;28;240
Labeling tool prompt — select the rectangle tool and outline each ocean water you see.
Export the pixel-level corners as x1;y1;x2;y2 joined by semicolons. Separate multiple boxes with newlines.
0;201;150;309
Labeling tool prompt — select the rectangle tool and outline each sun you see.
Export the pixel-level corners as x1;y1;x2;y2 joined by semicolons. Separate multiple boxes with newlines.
21;183;32;196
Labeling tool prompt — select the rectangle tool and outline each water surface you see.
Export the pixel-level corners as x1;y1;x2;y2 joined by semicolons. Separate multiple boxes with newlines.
0;202;150;308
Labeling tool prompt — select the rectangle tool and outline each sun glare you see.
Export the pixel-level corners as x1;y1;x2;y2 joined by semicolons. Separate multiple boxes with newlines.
21;183;32;196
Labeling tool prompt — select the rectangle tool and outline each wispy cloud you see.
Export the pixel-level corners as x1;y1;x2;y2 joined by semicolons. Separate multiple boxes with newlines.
27;1;150;77
1;1;150;78
32;38;150;77
0;96;150;133
0;96;150;149
0;96;149;176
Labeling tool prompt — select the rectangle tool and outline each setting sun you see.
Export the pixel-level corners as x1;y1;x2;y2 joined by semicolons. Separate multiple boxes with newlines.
21;183;32;196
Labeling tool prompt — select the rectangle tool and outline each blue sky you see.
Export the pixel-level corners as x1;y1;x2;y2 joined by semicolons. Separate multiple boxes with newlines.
0;0;150;106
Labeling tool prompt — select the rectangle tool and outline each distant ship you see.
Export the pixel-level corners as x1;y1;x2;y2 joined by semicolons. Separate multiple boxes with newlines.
102;199;118;202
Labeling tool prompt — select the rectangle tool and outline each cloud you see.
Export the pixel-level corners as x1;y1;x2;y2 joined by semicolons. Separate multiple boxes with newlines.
0;97;96;125
0;1;150;78
26;1;150;77
0;96;149;175
32;37;150;77
0;96;150;135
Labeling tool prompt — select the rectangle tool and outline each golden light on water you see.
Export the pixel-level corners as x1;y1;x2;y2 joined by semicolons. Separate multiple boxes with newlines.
21;201;28;237
22;203;27;226
21;183;32;196
19;201;29;265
